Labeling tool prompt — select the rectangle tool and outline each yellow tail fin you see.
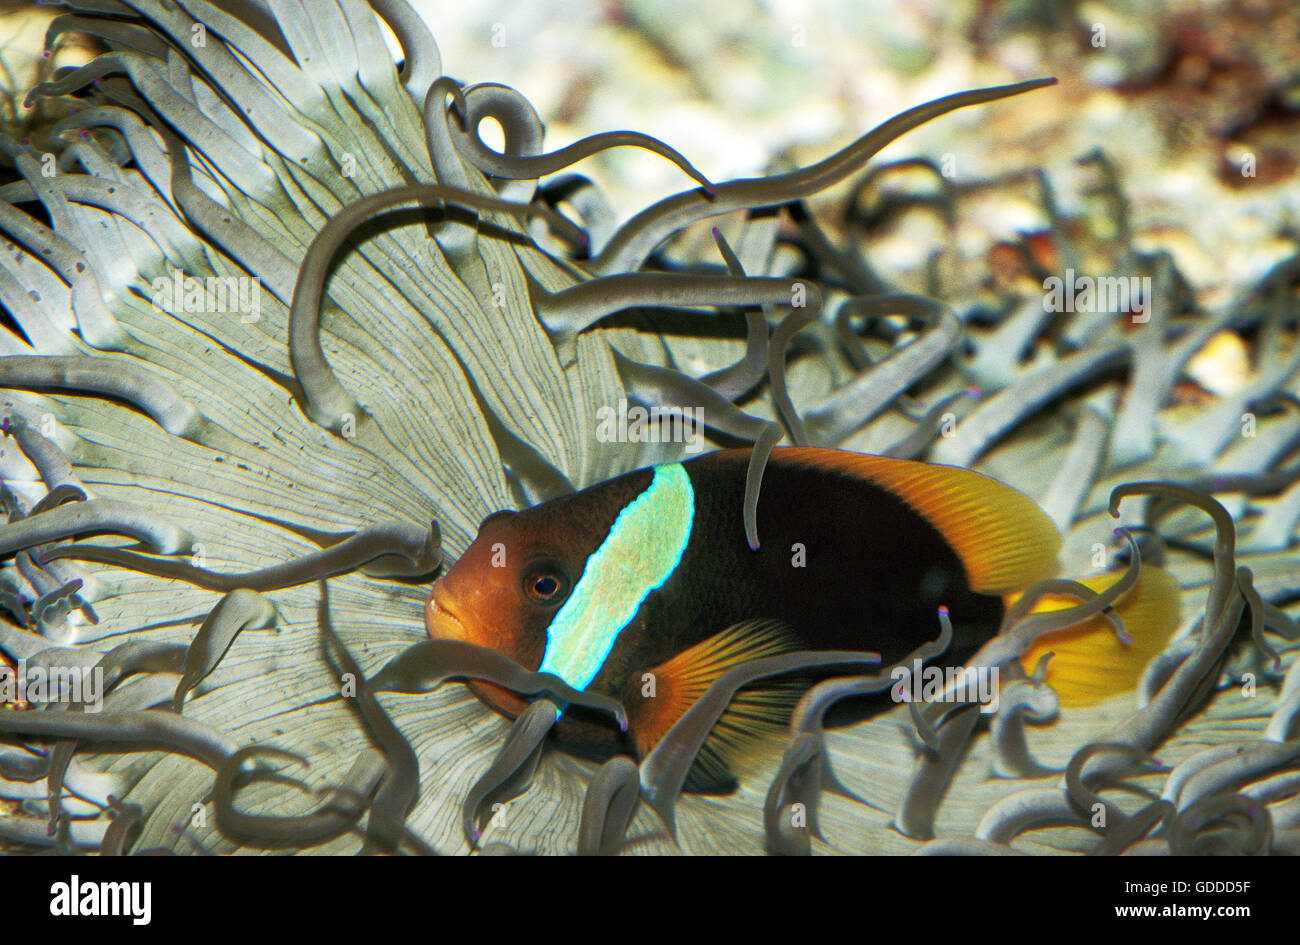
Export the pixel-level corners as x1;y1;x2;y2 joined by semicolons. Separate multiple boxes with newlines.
1008;566;1181;707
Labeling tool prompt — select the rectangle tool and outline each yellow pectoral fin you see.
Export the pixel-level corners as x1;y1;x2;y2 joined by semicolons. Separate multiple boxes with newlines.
1012;566;1182;707
630;619;802;786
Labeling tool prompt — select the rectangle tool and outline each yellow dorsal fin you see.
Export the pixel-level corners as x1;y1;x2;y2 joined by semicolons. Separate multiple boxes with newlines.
1011;565;1181;707
630;619;802;785
776;448;1062;594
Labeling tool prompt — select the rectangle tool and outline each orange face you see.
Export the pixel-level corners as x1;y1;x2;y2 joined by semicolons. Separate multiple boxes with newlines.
424;509;587;673
424;475;651;719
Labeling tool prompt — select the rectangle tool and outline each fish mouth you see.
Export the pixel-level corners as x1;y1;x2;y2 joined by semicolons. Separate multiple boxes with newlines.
425;586;472;643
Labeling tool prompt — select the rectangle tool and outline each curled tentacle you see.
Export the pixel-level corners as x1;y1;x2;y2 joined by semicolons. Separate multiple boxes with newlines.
369;0;442;102
0;355;201;437
445;82;544;205
420;78;483;262
44;520;441;591
0;498;193;557
974;787;1088;844
442;79;713;192
1169;793;1272;855
1090;799;1174;856
1174;740;1300;811
462;700;557;848
290;182;583;431
214;745;383;848
577;756;641;857
1160;743;1246;805
895;703;981;840
0;709;236;769
696;226;770;400
610;352;783;550
173;590;277;711
989;664;1060;779
591;78;1057;275
933;342;1129;468
100;799;144;857
804;295;962;446
1064;742;1162;833
962;529;1142;681
763;732;819;855
317;583;427;855
533;272;811;357
1071;485;1247;785
1237;566;1280;673
881;388;979;460
369;638;628;730
1266;656;1300;743
1111;482;1236;626
90;640;190;694
5;414;83;493
913;541;1139;740
768;606;954;841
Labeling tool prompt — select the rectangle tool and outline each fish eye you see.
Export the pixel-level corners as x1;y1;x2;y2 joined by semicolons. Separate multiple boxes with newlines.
523;568;568;604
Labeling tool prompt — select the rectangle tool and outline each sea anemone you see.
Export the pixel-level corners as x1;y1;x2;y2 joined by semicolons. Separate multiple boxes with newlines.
0;0;1297;856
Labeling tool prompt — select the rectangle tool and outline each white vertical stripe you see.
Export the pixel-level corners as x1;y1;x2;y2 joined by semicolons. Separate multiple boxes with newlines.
537;464;694;691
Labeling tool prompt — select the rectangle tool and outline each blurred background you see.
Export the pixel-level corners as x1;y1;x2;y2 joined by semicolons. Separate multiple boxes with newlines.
2;0;1297;308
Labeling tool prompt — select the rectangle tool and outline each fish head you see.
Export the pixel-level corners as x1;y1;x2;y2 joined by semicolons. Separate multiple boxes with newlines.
425;507;584;671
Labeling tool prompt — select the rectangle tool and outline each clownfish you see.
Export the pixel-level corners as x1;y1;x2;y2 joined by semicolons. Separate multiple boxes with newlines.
426;447;1178;781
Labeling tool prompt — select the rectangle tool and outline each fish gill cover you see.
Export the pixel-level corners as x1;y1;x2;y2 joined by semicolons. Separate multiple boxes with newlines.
0;0;1295;856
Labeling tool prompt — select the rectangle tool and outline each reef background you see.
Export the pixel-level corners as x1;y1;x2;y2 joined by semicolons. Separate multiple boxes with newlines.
0;0;1298;856
7;0;1298;290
